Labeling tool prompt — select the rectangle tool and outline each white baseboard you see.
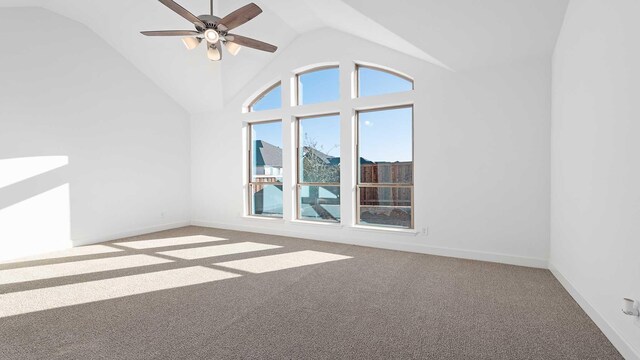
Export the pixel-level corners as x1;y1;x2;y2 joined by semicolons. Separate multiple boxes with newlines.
549;264;639;360
190;219;548;269
72;220;191;246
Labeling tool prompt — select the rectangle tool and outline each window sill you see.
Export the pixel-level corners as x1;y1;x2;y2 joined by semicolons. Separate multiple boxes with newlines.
241;216;419;236
350;225;419;236
242;215;284;222
288;219;344;228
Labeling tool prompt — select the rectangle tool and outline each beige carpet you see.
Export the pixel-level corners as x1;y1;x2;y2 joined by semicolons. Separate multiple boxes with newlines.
0;226;622;359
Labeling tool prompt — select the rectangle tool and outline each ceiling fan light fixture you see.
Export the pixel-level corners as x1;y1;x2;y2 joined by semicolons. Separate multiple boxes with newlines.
224;41;242;56
142;1;277;61
204;29;220;43
207;44;222;61
182;36;202;50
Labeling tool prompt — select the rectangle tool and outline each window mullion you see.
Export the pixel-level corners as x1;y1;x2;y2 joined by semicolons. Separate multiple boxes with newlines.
338;60;355;227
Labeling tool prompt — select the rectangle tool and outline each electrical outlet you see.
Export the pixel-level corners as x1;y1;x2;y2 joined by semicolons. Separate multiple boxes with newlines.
422;227;428;236
623;298;639;316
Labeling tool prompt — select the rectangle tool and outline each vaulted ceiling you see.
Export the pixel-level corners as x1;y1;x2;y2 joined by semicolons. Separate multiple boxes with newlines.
0;0;568;114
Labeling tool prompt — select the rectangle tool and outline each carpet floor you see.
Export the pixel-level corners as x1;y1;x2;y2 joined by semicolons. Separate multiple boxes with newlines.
0;226;622;359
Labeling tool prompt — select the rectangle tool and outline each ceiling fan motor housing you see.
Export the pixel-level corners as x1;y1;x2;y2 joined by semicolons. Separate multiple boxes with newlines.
198;15;222;30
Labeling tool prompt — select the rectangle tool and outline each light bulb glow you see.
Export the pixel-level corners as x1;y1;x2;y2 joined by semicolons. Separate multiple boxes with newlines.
204;29;219;43
182;37;201;50
207;45;221;61
225;41;242;56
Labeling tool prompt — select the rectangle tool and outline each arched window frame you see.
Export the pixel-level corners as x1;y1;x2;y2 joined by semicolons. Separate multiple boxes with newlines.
355;63;414;97
295;65;340;106
245;81;282;113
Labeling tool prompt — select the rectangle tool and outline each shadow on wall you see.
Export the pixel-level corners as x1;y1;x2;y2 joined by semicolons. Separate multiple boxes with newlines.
0;156;71;261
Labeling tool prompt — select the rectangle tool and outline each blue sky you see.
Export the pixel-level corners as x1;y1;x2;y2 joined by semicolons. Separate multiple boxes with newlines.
299;114;341;157
251;67;413;163
358;67;412;97
358;107;412;162
251;121;282;148
251;85;281;111
299;68;340;105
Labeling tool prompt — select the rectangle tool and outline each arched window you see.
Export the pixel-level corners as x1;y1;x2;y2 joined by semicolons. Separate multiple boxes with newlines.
356;65;413;97
248;82;281;112
244;63;414;230
296;66;340;105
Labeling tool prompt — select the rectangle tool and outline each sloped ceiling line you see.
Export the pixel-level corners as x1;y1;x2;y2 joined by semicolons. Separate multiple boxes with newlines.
0;0;568;114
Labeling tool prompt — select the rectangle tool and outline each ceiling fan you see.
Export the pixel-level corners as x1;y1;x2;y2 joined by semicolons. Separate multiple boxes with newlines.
141;0;277;61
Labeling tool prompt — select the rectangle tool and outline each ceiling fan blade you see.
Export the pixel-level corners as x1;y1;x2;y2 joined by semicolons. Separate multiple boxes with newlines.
158;0;206;29
207;43;222;61
141;30;201;37
217;3;262;31
226;34;277;53
224;41;242;56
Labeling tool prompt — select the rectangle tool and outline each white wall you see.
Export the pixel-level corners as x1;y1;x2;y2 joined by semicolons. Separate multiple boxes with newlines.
0;8;191;261
550;1;640;358
191;28;551;268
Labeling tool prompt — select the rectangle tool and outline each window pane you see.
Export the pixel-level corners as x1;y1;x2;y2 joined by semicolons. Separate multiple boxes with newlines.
298;67;339;105
251;122;282;182
299;114;340;183
359;186;411;228
250;84;281;112
251;184;283;217
299;185;340;222
358;66;413;97
358;107;413;184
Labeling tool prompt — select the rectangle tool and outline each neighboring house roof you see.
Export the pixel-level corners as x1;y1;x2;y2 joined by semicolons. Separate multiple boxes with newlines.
255;140;283;167
303;146;377;165
303;146;353;166
258;142;407;168
303;147;338;164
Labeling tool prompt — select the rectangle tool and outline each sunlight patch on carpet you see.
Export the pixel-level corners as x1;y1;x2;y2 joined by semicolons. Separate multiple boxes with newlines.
214;250;352;274
1;245;122;265
0;255;172;285
158;242;281;260
0;267;240;318
113;235;226;249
